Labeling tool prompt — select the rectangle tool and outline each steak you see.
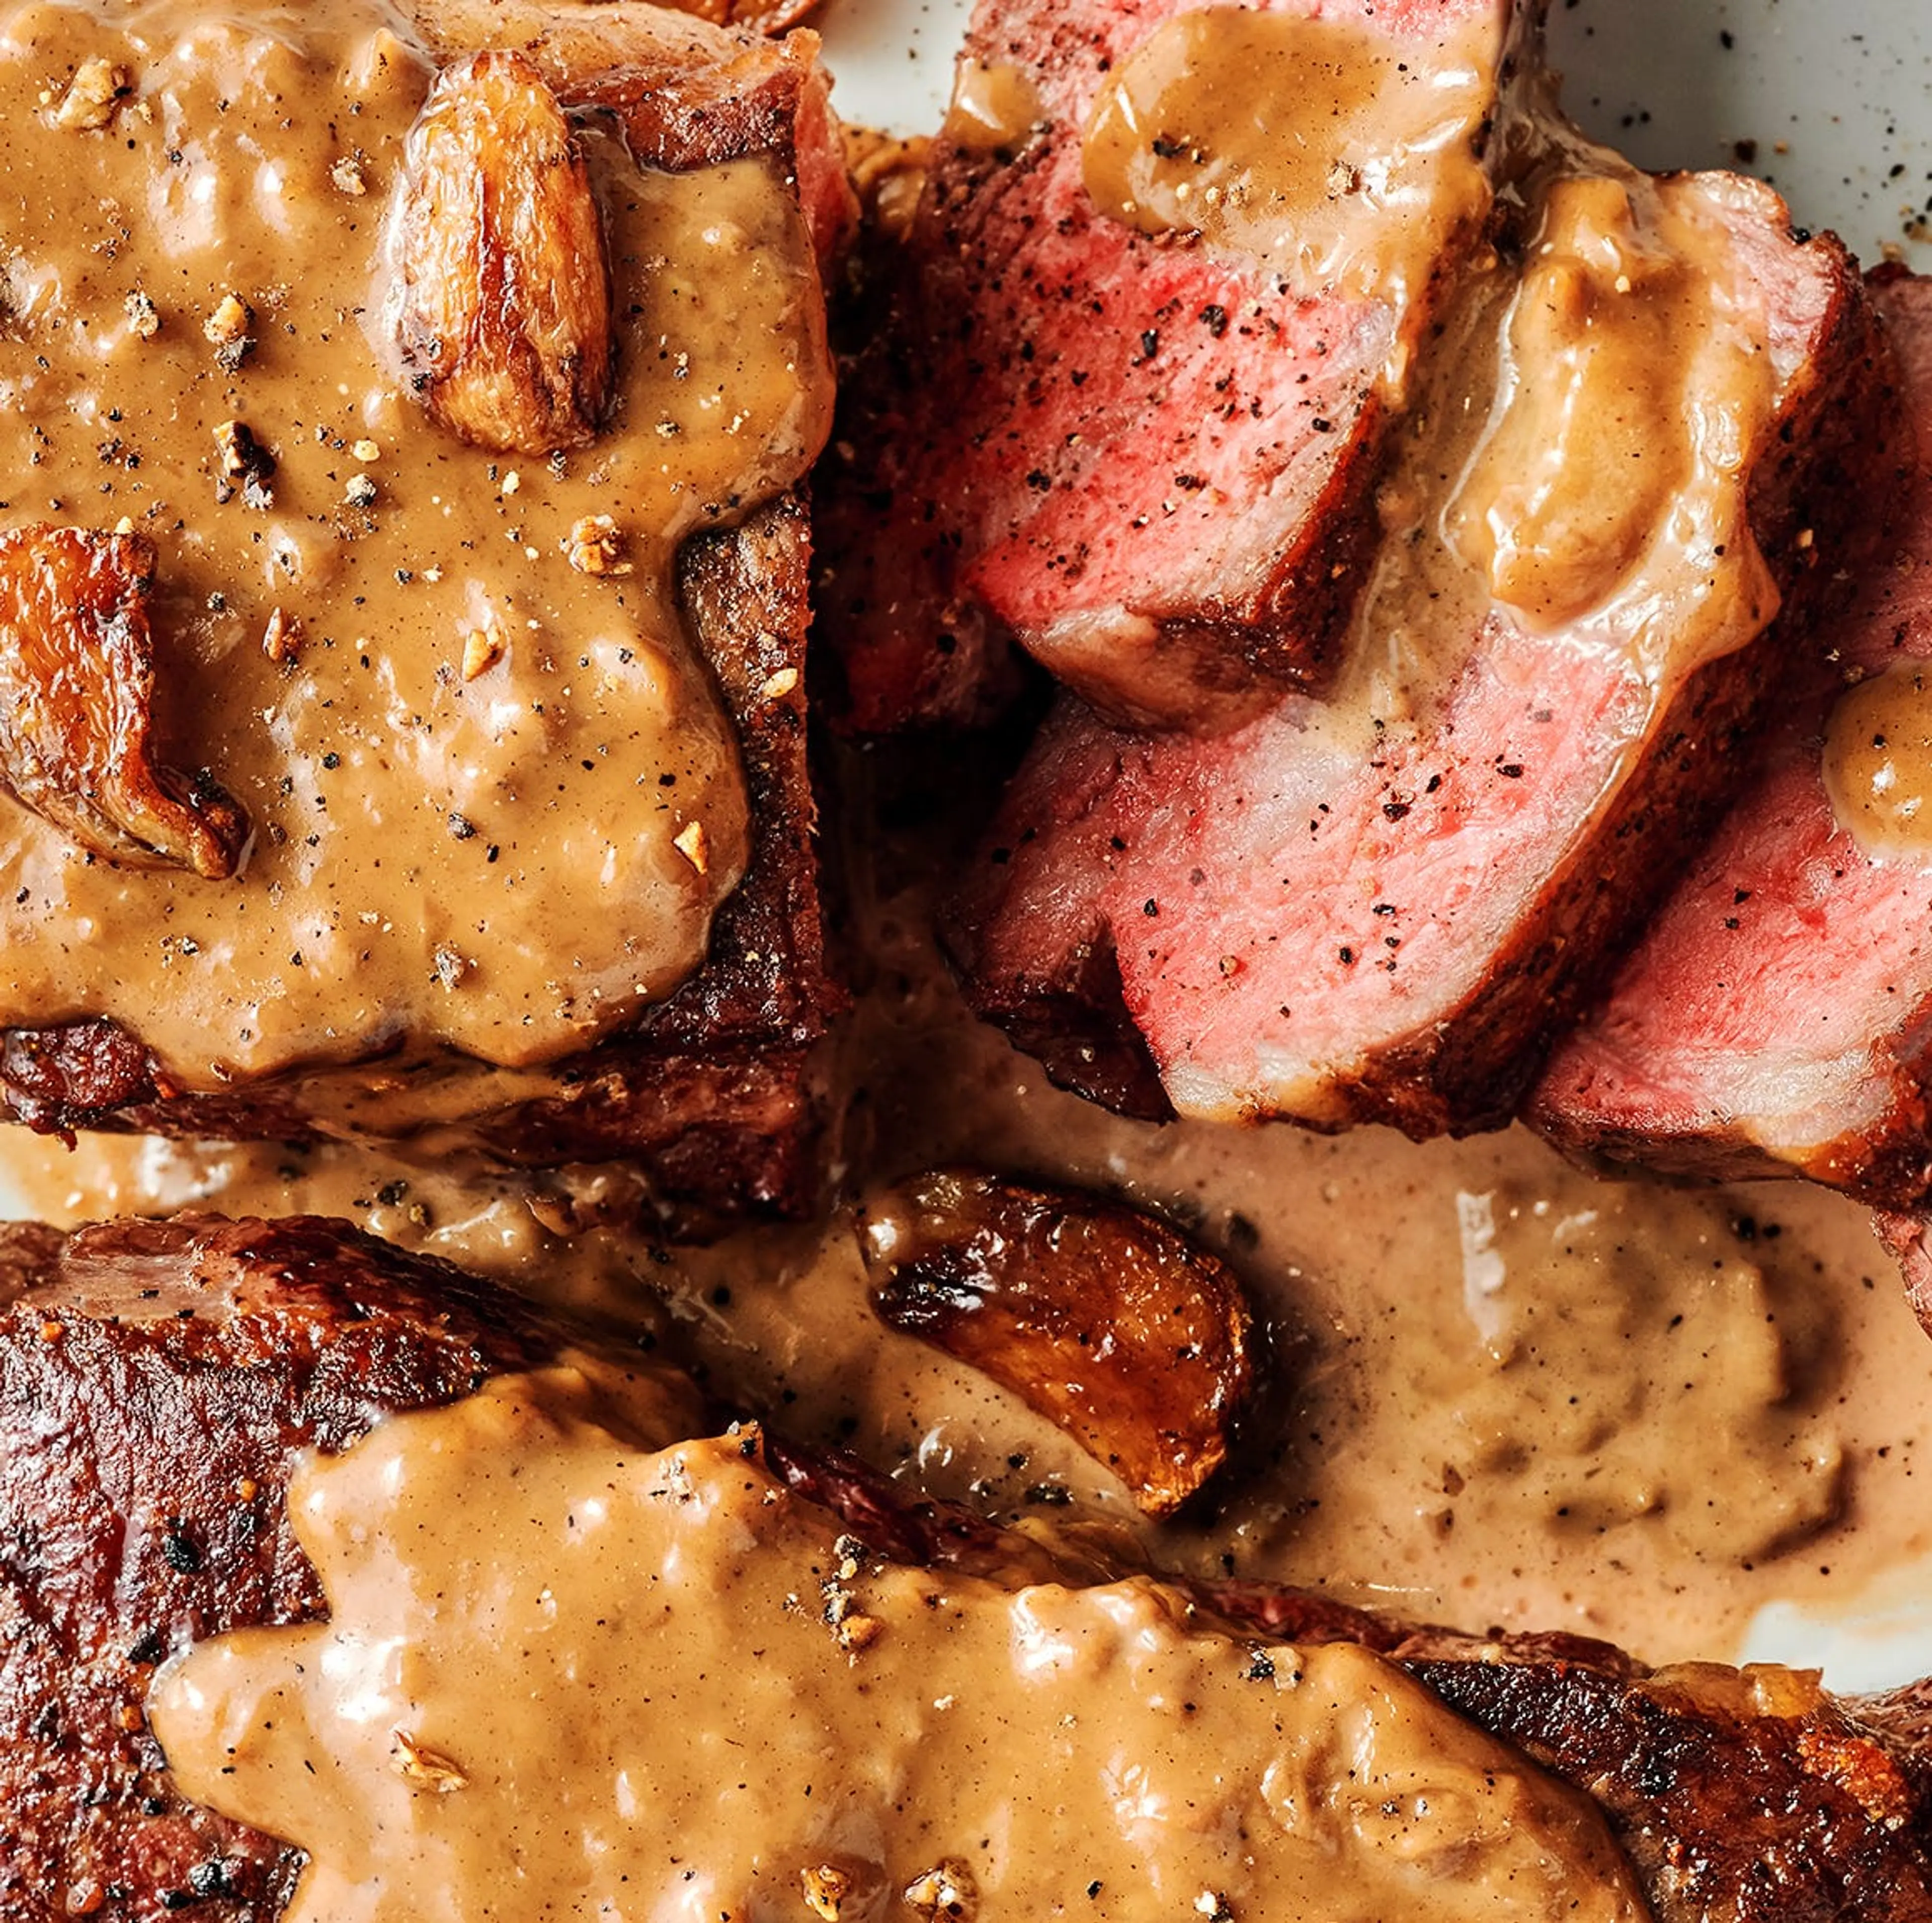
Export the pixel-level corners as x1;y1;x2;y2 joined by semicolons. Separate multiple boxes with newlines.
948;175;1886;1137
1531;274;1932;1206
816;0;1536;733
7;1210;1932;1922
0;3;853;1236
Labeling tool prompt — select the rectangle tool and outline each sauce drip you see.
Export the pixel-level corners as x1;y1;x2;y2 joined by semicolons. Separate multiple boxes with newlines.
1080;9;1497;308
944;58;1041;153
151;1369;1648;1923
0;0;833;1085
1822;662;1932;859
1447;171;1781;671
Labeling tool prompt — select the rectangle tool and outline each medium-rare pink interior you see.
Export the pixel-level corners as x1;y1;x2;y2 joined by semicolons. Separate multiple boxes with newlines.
950;151;1879;1136
819;0;1531;732
1533;273;1932;1206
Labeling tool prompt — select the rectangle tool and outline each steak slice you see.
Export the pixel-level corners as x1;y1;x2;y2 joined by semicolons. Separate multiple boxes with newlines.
8;1210;1932;1922
0;3;852;1237
1531;274;1932;1206
817;0;1534;733
0;1214;703;1923
949;179;1885;1137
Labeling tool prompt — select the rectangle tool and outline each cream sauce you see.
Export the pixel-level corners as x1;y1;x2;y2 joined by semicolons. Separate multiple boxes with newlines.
17;882;1927;1667
1080;10;1789;739
1822;661;1932;859
1446;170;1781;677
943;58;1040;154
0;0;832;1086
1080;10;1497;312
150;1369;1647;1923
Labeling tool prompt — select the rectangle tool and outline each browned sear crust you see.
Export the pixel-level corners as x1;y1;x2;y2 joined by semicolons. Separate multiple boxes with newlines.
0;526;248;878
856;1170;1256;1517
397;50;613;454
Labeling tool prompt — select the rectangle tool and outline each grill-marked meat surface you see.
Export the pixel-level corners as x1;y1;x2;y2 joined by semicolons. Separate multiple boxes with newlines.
818;0;1533;734
7;1212;1932;1922
1532;274;1932;1206
948;186;1884;1138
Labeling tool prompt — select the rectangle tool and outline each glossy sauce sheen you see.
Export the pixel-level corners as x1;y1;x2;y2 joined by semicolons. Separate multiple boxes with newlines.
1081;10;1496;312
1081;7;1786;748
0;0;831;1085
150;1368;1647;1922
19;900;1922;1668
1823;661;1932;857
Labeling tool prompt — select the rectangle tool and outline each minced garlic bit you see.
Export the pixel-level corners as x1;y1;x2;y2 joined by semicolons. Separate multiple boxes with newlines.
1194;1896;1235;1923
123;290;159;339
262;606;302;663
204;292;256;370
461;627;505;681
834;1612;881;1654
351;437;381;462
902;1862;975;1921
758;664;800;703
56;57;130;130
330;154;368;196
432;945;471;990
564;514;632;576
390;1727;468;1793
344;473;378;509
800;1864;853;1922
672;820;708;876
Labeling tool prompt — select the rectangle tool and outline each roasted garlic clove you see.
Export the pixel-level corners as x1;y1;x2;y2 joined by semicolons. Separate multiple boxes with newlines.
396;50;613;454
0;526;249;878
856;1170;1258;1517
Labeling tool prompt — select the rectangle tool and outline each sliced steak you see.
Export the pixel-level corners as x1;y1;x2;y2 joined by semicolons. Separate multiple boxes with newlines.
1532;274;1932;1205
8;1210;1932;1922
949;177;1885;1137
817;0;1534;733
0;4;851;1236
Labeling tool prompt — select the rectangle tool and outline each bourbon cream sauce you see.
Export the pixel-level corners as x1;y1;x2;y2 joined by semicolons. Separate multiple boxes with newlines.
0;0;832;1086
150;1368;1647;1923
1823;661;1932;860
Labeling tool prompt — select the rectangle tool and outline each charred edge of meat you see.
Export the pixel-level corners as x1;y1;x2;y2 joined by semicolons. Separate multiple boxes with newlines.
8;1213;1932;1923
0;1213;590;1923
397;50;614;454
855;1169;1257;1517
0;526;249;878
0;499;839;1234
1408;1658;1932;1923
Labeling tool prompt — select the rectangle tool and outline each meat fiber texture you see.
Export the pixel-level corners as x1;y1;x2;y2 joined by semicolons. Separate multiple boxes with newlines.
950;178;1886;1139
1532;275;1932;1208
7;1210;1932;1923
0;4;853;1237
818;0;1534;734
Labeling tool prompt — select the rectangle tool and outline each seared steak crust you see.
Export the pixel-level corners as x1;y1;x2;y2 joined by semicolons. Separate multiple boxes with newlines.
1532;274;1932;1207
8;1213;1932;1921
2;496;840;1234
0;1215;593;1923
817;0;1531;734
0;11;849;1235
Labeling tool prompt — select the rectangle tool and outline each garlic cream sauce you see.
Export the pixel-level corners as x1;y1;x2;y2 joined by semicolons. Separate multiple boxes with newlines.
149;1368;1648;1923
18;858;1929;1670
0;0;832;1085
